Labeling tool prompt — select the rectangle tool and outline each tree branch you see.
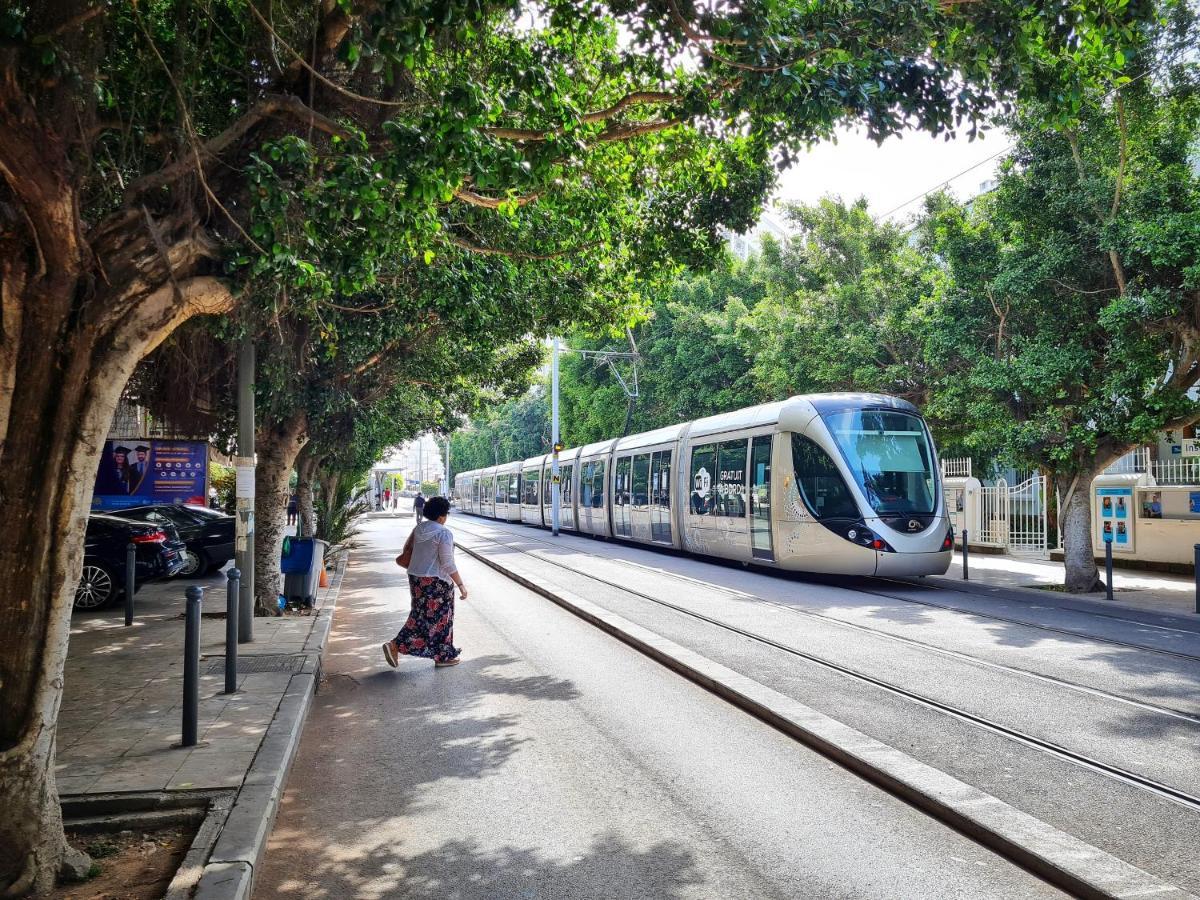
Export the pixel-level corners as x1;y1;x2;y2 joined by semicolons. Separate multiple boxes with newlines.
482;90;677;141
452;188;539;209
444;233;599;260
124;94;353;201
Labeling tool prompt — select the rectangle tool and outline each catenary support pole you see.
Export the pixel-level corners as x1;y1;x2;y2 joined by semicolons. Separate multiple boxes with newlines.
182;586;203;746
551;337;561;537
1105;539;1114;603
225;568;240;694
124;542;136;627
961;530;969;580
236;338;255;643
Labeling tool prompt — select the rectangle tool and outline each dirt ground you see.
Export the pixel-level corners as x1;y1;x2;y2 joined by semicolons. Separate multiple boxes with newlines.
52;826;195;900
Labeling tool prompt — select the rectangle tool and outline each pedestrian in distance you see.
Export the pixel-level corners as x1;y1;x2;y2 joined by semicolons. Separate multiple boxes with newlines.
383;496;467;668
287;492;298;526
413;491;426;521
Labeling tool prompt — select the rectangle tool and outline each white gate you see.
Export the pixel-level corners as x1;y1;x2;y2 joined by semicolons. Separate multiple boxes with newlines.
976;479;1009;547
1007;474;1048;555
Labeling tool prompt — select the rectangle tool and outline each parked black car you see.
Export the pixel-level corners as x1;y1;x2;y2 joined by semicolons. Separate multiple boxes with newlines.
75;514;187;609
114;504;235;577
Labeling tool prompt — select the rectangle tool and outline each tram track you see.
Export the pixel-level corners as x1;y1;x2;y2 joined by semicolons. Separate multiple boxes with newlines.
455;520;1200;816
454;516;1200;664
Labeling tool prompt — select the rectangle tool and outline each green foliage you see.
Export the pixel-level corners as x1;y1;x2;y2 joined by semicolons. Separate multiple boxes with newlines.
450;386;551;473
315;478;371;553
918;18;1200;475
209;461;236;511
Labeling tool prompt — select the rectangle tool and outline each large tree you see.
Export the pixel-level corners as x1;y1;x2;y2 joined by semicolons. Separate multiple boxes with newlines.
0;0;1157;891
918;9;1200;591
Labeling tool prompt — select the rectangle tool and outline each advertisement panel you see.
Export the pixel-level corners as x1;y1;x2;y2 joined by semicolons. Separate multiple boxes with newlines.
92;439;208;511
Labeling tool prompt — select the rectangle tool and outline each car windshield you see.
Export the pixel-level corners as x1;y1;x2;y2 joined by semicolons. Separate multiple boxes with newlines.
821;409;937;516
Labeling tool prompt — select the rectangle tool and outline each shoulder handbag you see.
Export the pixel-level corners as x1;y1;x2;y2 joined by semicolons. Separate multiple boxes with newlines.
396;531;415;569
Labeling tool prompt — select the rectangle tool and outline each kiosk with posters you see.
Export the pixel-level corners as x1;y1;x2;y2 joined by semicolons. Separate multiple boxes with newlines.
943;476;981;547
1091;474;1148;556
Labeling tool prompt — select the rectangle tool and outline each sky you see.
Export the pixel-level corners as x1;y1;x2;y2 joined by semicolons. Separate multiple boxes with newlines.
771;124;1011;224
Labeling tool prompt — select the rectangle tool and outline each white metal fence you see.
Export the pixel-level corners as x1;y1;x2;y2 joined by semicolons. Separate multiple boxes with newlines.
941;457;972;478
1150;458;1200;484
1104;447;1151;475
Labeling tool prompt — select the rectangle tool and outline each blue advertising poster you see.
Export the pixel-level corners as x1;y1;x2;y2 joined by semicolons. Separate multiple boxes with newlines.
92;439;208;511
1098;486;1131;520
1190;492;1200;515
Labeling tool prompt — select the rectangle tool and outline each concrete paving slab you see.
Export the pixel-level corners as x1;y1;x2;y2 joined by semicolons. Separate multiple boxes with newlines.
58;552;346;897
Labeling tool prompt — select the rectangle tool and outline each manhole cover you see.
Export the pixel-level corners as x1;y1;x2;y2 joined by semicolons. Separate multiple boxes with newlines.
203;654;306;674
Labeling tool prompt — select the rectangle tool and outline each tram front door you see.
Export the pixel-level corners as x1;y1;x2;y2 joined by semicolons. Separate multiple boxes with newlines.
750;435;773;560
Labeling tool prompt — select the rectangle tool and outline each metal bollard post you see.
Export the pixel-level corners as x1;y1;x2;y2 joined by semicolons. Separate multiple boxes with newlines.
961;530;969;580
1194;545;1200;615
225;569;240;694
124;543;136;627
1104;539;1114;602
182;586;203;747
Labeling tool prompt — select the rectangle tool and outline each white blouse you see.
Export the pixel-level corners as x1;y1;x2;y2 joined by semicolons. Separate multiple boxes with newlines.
406;520;459;584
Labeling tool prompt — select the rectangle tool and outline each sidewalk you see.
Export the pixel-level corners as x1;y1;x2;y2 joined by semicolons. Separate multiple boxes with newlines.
935;550;1198;617
56;555;345;897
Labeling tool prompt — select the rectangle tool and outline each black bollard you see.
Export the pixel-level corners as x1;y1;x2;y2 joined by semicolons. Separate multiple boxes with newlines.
961;529;969;580
124;543;136;627
1105;538;1114;603
182;586;203;747
1194;545;1200;615
225;568;240;694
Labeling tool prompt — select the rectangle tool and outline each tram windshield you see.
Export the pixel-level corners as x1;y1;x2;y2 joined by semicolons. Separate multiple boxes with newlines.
821;409;937;516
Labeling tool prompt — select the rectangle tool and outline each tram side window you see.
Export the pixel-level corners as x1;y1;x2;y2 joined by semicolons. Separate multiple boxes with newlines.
654;451;672;509
714;440;748;517
592;461;606;508
494;477;505;505
791;434;860;519
523;472;538;505
689;444;716;515
633;454;651;509
509;474;521;505
615;457;632;506
580;462;593;508
562;465;574;506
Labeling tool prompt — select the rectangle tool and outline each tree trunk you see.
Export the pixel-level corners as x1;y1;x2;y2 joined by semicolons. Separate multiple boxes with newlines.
253;412;308;615
295;450;319;538
0;199;231;896
318;470;341;532
1060;467;1104;593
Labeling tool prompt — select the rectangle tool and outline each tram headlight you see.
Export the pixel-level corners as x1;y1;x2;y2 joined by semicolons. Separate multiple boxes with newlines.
843;522;895;552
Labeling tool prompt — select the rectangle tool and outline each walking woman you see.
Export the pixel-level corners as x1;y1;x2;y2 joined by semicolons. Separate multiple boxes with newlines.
383;496;468;668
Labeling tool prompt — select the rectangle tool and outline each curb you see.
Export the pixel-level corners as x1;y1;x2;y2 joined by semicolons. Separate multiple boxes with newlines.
462;542;1194;900
920;573;1200;629
192;553;348;900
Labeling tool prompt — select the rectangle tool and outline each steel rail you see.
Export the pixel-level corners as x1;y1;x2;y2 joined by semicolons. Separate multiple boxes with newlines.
456;521;1200;815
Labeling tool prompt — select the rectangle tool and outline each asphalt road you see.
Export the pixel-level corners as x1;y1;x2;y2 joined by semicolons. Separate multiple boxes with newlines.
446;515;1200;894
255;518;1063;899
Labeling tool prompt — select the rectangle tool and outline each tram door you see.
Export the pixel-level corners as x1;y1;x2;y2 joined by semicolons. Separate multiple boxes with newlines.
750;435;773;560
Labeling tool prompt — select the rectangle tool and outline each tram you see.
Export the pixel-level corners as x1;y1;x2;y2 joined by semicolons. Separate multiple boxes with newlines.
453;393;953;577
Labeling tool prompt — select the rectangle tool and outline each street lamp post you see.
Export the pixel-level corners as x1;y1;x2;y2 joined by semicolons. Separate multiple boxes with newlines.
551;337;561;537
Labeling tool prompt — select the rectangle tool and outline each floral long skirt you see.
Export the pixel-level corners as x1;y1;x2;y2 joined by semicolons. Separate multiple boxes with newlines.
392;575;460;663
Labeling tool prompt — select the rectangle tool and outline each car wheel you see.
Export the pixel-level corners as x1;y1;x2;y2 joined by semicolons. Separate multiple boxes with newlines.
178;548;207;578
75;564;116;609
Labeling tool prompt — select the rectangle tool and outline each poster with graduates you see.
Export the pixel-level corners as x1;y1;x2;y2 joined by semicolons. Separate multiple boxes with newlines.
91;439;208;510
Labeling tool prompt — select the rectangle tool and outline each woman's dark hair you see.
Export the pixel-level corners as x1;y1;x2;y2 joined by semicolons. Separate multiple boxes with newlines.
423;496;451;520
